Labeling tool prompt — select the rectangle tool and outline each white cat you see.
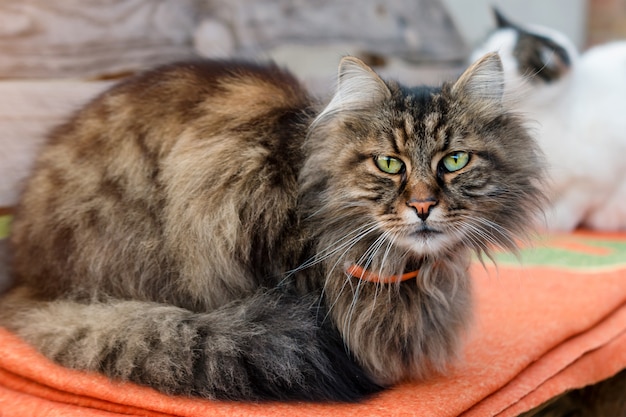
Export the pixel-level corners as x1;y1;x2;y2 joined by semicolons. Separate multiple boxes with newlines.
472;9;626;231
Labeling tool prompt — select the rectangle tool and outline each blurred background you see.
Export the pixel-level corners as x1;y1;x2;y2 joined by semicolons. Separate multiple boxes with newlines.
0;0;624;86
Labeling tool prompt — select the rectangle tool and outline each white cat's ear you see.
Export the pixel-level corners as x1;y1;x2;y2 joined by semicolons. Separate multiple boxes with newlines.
493;7;514;29
452;52;505;111
316;57;391;123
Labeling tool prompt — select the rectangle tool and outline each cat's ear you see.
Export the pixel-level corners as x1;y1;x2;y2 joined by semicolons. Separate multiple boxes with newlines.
451;52;505;114
317;57;391;122
493;7;515;29
335;56;391;105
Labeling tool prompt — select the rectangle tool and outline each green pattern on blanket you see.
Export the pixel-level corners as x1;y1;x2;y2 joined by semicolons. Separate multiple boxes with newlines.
0;215;11;240
494;235;626;270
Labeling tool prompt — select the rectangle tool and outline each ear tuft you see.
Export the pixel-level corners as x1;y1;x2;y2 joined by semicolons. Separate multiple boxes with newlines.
314;57;391;125
452;52;505;112
336;56;391;103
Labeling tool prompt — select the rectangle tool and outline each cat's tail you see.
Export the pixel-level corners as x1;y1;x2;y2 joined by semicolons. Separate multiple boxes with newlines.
0;287;381;401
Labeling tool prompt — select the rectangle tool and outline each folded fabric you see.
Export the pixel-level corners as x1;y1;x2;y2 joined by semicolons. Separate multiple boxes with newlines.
0;231;625;417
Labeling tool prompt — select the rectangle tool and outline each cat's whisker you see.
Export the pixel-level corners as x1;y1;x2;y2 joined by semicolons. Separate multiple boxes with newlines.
320;224;395;348
280;222;380;284
468;216;519;250
323;225;380;283
320;222;386;323
342;230;394;346
355;231;392;318
376;231;398;296
320;266;352;325
377;234;394;278
354;232;389;275
306;221;379;261
316;226;382;321
294;222;380;324
456;221;495;260
464;229;490;254
342;278;362;350
308;223;377;262
303;206;328;221
373;231;400;310
456;214;516;251
452;217;519;271
457;218;499;249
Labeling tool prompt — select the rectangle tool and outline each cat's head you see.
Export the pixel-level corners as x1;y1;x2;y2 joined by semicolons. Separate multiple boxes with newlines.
471;8;578;104
301;53;545;271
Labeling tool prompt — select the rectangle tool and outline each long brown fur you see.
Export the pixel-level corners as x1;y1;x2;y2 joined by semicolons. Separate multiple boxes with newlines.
0;55;545;401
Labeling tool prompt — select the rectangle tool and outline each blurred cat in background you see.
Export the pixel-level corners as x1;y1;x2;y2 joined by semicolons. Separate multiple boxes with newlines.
472;8;626;231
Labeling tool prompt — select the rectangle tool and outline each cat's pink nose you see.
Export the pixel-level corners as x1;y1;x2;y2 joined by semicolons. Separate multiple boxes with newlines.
407;198;438;221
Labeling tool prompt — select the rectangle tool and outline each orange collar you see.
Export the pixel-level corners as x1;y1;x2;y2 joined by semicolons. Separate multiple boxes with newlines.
346;264;419;284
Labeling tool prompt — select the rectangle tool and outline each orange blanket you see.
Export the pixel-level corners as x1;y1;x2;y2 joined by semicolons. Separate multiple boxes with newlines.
1;231;625;416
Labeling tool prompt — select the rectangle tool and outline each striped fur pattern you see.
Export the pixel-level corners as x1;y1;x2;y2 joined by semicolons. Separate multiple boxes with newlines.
0;55;544;401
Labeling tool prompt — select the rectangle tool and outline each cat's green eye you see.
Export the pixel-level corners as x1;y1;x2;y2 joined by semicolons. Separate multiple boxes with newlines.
441;151;470;173
374;155;405;175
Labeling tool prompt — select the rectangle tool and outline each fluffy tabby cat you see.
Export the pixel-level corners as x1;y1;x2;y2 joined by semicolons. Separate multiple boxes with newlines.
0;53;544;401
472;9;626;231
